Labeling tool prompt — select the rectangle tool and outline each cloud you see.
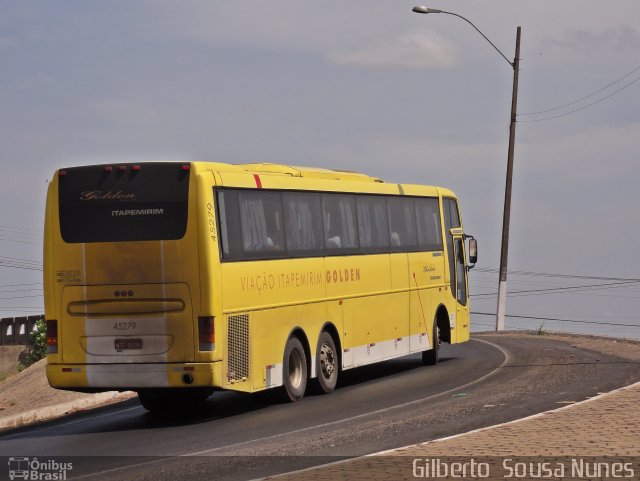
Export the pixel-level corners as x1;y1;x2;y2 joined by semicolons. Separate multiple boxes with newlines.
0;37;18;48
327;30;457;69
540;25;640;56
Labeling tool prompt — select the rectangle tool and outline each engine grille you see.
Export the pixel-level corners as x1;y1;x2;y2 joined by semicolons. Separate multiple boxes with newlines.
227;314;250;381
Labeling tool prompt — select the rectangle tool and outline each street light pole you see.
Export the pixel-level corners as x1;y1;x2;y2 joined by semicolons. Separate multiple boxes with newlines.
496;26;520;331
412;6;521;331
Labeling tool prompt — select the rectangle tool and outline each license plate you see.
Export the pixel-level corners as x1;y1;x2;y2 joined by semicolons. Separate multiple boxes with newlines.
115;338;142;350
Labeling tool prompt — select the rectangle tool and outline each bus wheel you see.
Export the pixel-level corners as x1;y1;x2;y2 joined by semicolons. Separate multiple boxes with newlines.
282;336;307;402
315;331;338;394
422;321;440;366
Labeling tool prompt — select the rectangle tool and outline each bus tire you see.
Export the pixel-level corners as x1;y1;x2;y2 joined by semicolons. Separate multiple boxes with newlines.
422;321;440;366
315;331;339;394
282;336;308;402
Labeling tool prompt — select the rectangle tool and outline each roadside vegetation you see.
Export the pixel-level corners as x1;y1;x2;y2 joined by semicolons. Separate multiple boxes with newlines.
17;318;47;371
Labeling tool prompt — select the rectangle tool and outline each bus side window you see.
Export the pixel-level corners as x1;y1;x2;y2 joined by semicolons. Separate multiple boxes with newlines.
356;196;390;250
238;191;285;254
415;197;443;251
283;192;324;253
322;194;358;251
387;197;417;250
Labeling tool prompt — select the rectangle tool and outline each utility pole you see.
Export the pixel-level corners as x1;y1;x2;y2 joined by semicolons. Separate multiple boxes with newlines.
496;26;521;331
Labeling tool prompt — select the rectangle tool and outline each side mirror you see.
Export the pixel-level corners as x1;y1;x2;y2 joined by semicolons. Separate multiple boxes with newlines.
468;237;477;268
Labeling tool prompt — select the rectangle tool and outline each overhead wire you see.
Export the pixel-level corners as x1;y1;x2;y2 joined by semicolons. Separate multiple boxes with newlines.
472;311;639;328
519;64;640;116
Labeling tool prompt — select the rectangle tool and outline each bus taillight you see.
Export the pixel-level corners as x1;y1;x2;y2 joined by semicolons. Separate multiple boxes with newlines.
198;316;215;351
46;320;58;354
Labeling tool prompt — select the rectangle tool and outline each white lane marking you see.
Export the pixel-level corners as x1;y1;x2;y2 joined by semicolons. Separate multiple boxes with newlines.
372;378;640;454
255;363;640;481
70;339;509;479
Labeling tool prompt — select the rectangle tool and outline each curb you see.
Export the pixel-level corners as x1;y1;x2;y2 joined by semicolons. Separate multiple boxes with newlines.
375;378;640;455
258;381;640;480
0;391;137;431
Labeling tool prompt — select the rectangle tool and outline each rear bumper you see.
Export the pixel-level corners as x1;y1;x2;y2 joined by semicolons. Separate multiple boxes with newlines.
46;361;223;391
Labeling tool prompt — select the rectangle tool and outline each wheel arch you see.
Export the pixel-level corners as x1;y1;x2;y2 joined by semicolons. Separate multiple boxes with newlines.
435;304;451;344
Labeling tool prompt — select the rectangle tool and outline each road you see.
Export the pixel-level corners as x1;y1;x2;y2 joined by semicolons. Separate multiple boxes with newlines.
1;334;639;480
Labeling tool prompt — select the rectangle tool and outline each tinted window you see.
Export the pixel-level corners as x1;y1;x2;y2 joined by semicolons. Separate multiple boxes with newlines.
442;198;459;294
58;163;189;243
387;198;417;249
455;237;467;305
415;198;443;251
444;198;461;228
283;192;324;252
322;194;358;250
356;196;389;249
238;190;285;254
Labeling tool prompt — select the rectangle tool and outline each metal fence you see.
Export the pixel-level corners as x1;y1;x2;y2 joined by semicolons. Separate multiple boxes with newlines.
0;316;44;346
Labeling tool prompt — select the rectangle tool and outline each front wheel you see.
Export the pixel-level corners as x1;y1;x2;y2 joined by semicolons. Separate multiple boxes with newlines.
315;331;339;394
281;336;308;402
422;321;440;366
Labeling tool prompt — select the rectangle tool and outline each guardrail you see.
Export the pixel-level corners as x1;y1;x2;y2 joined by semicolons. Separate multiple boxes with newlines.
0;316;44;346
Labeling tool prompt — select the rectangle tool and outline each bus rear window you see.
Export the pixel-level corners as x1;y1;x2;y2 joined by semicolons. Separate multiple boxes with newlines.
58;163;190;243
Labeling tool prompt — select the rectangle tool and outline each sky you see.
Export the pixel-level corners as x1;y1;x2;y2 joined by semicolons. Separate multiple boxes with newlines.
1;1;639;338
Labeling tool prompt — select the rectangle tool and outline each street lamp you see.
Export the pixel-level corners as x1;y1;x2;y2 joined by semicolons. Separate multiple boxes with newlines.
412;6;521;331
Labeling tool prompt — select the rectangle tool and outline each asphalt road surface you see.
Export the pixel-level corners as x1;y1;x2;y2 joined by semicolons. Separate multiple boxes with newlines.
2;334;639;480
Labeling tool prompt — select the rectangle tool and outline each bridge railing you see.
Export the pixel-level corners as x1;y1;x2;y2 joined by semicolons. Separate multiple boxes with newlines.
0;315;44;346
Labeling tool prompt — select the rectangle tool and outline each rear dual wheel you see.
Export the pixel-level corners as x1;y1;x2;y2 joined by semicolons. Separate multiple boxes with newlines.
280;331;339;401
282;337;308;402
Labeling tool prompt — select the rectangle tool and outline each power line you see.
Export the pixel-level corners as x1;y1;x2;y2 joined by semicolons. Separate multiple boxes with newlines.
0;294;43;300
471;280;640;299
471;311;639;328
472;267;640;282
0;255;43;272
0;282;42;288
519;64;640;116
519;76;640;123
0;288;43;294
0;307;43;311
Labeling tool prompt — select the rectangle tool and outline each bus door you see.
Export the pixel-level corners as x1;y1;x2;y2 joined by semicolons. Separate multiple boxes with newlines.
452;234;470;334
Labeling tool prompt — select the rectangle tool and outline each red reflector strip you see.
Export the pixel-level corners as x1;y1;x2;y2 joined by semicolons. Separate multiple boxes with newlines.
104;166;113;172
132;165;141;171
253;174;262;188
118;165;127;172
58;170;67;177
181;164;190;171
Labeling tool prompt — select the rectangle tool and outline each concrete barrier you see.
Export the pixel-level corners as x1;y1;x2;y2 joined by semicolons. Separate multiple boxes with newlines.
1;318;16;345
0;315;44;346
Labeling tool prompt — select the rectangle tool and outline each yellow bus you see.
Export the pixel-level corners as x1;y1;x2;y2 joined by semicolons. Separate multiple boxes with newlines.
44;161;477;411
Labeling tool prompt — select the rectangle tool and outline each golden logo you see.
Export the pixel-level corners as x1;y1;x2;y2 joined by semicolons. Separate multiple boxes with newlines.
80;190;136;201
